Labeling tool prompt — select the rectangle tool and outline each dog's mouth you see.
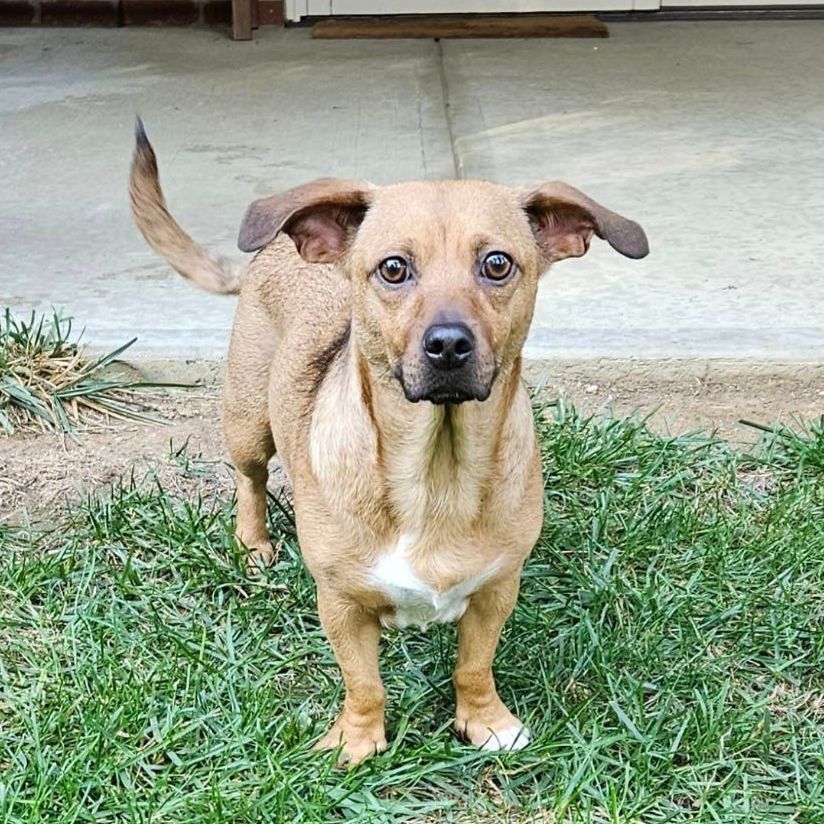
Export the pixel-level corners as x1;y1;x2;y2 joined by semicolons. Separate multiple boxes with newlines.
411;386;488;405
394;364;495;405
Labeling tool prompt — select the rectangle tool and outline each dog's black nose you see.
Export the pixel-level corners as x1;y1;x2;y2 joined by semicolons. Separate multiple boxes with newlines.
422;323;475;370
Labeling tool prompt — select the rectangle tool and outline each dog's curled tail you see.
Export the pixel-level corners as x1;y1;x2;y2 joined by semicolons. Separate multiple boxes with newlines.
130;118;243;295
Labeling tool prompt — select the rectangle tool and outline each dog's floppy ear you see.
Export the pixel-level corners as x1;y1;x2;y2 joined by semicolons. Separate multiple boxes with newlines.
238;178;373;262
521;181;649;264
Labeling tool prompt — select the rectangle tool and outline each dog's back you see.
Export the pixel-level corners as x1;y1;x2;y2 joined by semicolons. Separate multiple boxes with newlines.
129;121;352;422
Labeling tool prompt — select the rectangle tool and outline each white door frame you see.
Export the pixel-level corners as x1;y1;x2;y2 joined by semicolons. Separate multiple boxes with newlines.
662;0;821;5
286;0;821;22
286;0;659;22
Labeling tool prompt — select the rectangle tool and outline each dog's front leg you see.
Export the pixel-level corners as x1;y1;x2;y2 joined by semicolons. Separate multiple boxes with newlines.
313;586;387;766
453;574;530;751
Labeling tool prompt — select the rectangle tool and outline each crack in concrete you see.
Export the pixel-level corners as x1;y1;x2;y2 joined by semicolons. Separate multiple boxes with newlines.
435;39;461;180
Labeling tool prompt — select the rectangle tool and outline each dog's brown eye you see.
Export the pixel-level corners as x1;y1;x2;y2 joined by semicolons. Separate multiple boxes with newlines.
378;257;409;286
481;252;513;282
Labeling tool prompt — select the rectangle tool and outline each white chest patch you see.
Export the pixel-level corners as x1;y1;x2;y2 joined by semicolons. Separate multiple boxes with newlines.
370;533;499;629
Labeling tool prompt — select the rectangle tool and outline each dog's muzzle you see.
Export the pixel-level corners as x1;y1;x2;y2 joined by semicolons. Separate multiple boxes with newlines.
396;322;496;405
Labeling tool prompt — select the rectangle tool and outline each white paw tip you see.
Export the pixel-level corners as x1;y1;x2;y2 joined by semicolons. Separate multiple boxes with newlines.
481;724;531;752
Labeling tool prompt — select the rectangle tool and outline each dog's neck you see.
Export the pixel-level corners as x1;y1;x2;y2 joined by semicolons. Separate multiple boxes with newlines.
309;335;535;536
359;346;527;533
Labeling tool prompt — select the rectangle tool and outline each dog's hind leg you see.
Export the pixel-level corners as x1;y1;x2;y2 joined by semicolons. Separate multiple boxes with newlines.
232;448;276;574
222;292;278;573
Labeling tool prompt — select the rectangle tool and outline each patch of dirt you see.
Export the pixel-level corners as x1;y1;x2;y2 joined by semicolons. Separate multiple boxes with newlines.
538;373;824;442
0;392;234;524
1;375;822;523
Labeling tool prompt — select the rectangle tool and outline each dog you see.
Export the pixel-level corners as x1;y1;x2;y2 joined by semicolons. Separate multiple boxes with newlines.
130;119;648;764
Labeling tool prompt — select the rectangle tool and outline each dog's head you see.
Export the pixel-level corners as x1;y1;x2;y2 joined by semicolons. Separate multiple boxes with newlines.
239;179;648;405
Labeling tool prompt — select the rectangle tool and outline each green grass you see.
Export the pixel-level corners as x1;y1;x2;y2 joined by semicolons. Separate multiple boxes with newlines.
1;405;823;822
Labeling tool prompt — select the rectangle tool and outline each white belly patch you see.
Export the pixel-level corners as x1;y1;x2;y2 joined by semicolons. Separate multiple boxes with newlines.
370;533;498;629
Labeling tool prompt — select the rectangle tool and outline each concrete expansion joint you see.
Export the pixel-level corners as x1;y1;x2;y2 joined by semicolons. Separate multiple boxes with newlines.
435;39;462;181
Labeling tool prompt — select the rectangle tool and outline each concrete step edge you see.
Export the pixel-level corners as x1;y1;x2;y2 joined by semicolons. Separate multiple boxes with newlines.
103;354;824;387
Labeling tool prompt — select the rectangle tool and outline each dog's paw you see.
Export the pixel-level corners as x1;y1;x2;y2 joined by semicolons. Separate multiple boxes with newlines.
477;722;530;751
313;717;387;767
244;542;278;575
455;706;530;752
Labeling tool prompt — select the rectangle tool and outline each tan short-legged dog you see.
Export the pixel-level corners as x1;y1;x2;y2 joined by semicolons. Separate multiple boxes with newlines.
130;120;648;764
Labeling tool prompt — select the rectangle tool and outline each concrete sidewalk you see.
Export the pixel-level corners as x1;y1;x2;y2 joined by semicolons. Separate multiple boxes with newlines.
2;22;823;375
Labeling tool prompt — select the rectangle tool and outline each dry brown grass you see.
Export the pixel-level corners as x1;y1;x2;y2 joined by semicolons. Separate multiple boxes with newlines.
0;309;172;436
